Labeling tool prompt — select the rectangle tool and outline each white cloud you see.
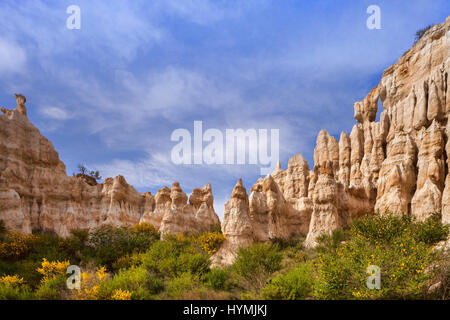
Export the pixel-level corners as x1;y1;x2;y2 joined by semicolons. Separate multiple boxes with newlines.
119;67;243;120
95;152;177;189
0;38;26;74
1;0;448;217
93;150;249;219
0;1;165;65
40;106;72;120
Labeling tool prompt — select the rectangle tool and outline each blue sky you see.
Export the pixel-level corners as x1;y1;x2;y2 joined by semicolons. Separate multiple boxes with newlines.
0;1;449;217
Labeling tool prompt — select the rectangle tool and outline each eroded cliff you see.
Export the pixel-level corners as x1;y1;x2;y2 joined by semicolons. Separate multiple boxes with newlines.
214;17;450;262
1;17;449;264
0;106;219;237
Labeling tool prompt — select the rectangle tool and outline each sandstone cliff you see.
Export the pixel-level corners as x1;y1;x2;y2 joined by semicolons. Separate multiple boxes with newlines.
0;104;219;237
1;17;449;264
214;16;450;262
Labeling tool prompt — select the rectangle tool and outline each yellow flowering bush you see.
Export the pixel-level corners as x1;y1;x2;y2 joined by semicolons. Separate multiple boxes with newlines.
112;252;144;271
70;266;110;300
36;258;70;283
96;266;108;281
0;214;446;300
132;223;159;236
313;214;443;299
0;232;36;260
196;232;226;255
111;288;132;300
0;274;32;300
0;275;24;287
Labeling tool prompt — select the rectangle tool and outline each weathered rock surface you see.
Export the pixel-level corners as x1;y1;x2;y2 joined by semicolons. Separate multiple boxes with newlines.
211;179;254;266
140;182;220;237
215;17;450;262
1;17;450;266
0;103;219;237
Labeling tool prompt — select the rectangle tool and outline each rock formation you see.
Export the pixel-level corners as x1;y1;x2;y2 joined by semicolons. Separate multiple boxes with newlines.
211;179;254;266
0;103;219;237
1;94;27;117
214;16;450;261
1;17;449;266
139;182;220;237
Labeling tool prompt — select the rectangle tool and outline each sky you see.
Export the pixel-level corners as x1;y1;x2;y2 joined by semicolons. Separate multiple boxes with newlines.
0;1;449;218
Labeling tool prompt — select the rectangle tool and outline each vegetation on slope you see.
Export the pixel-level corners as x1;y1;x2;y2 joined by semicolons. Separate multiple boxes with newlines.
415;24;433;43
0;214;448;300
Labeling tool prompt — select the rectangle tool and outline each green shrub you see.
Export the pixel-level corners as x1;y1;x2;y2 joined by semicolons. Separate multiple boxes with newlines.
181;252;211;276
28;233;78;262
0;232;35;261
165;272;200;299
313;214;443;299
232;243;282;291
35;275;67;300
98;266;163;300
205;268;229;291
86;225;159;268
210;224;223;234
270;237;304;250
131;223;160;239
411;214;449;245
316;229;349;253
0;260;42;289
0;275;33;300
142;241;184;276
111;253;144;272
0;230;87;265
350;213;448;245
261;263;314;299
142;239;210;278
0;283;33;300
350;214;412;243
427;250;450;300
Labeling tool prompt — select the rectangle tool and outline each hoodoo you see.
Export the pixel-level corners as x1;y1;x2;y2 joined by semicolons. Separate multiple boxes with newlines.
213;16;450;262
0;17;449;266
0;100;219;237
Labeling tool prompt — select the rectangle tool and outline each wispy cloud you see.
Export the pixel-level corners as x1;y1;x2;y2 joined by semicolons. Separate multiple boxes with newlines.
0;1;448;220
0;1;165;66
40;106;72;120
0;38;26;74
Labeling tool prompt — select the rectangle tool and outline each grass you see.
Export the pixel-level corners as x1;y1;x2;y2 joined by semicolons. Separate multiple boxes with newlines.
0;214;448;300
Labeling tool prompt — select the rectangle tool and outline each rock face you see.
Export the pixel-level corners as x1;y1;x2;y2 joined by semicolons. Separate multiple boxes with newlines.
139;182;220;237
1;17;449;265
214;17;450;261
0;103;219;237
211;179;254;266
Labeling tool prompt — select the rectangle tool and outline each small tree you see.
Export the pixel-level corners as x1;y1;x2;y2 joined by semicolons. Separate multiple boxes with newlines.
414;24;433;43
89;170;102;181
75;164;102;182
77;164;87;175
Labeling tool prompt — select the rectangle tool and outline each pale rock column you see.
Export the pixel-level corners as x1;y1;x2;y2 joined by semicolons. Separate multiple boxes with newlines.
211;179;254;266
305;161;342;248
411;121;445;220
375;133;417;215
